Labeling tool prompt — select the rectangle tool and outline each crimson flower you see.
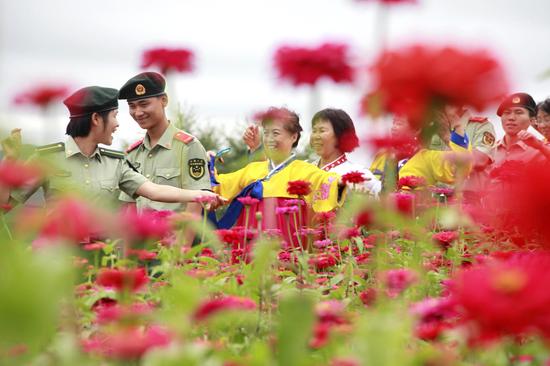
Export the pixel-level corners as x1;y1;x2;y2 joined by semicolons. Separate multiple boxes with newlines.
82;242;106;251
398;175;426;189
141;47;194;74
341;171;366;185
366;133;420;160
274;42;354;86
82;325;171;360
451;251;550;343
359;288;377;306
13;85;69;108
391;192;415;215
0;160;43;188
287;180;312;196
253;107;294;124
96;268;149;292
128;249;157;261
365;44;508;129
193;296;257;322
237;196;260;206
310;253;338;270
355;210;373;227
432;231;459;249
356;0;416;4
118;208;172;242
338;129;360;153
382;268;418;297
38;198;102;243
315;211;337;224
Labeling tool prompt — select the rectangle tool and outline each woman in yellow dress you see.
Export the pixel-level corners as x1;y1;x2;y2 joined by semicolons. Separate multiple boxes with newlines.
211;107;343;247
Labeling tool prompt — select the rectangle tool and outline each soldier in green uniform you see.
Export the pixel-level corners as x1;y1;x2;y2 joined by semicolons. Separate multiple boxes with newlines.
2;86;220;208
118;72;212;214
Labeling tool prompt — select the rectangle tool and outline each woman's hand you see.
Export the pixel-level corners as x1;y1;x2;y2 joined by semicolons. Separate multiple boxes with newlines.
243;125;261;152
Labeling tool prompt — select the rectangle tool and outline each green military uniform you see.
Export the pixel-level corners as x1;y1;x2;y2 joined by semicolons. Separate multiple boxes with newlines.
118;71;211;212
430;117;496;158
11;137;148;206
119;123;210;211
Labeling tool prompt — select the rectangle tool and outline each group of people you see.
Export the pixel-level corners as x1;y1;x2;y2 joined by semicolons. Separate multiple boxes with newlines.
1;70;550;243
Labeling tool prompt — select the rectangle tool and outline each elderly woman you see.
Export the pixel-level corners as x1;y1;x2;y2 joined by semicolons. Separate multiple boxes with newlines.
212;107;343;247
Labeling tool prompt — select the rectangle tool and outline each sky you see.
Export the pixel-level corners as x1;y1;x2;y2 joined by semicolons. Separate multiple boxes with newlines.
1;0;550;163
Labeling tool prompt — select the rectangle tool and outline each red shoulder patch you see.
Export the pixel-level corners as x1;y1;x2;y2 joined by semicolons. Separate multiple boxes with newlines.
126;139;143;153
174;131;194;144
469;116;488;123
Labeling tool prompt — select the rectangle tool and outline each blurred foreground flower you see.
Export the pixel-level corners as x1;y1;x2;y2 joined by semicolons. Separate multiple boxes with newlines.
141;47;194;74
13;85;69;109
363;44;508;128
83;325;171;360
96;268;149;293
274;42;354;86
452;251;550;344
0;160;43;188
193;296;257;322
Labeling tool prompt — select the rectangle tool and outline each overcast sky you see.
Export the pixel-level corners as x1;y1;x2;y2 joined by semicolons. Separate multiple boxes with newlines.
1;0;550;163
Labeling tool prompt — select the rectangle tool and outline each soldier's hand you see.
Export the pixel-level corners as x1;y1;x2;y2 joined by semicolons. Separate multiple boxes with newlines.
243;125;261;152
1;128;22;160
517;130;544;150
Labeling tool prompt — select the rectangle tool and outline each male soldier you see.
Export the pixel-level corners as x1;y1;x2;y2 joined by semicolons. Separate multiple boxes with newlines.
118;72;212;214
1;86;219;208
493;92;550;168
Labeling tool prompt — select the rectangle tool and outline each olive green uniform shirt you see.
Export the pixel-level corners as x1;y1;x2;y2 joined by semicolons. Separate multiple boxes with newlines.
119;123;211;211
11;137;148;206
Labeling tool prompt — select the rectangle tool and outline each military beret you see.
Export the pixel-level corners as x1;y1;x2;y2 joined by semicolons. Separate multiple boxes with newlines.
497;92;537;116
63;86;119;118
119;72;166;101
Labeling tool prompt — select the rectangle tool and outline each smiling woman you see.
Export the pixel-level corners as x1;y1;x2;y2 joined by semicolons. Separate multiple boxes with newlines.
211;107;344;247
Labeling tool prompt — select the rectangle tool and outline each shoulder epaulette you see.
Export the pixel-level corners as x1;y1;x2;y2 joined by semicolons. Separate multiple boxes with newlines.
99;147;125;159
36;142;64;154
126;139;143;153
174;131;194;144
469;116;489;123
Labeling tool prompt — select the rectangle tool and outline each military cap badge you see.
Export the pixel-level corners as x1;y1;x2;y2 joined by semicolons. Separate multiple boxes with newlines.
135;84;146;96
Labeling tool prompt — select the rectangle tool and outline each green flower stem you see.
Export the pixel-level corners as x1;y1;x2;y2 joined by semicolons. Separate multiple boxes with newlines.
1;212;12;241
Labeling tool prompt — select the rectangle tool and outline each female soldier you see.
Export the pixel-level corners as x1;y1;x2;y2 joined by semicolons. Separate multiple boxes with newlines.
1;86;222;208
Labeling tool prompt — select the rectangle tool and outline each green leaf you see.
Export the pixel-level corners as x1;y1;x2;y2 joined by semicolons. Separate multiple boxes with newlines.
276;292;315;366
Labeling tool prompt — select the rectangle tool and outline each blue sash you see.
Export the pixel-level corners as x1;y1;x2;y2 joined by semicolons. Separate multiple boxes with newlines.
208;154;296;229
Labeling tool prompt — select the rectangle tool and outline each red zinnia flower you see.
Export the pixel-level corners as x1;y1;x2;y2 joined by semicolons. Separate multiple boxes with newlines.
432;231;459;249
118;208;173;242
38;197;103;243
96;268;149;292
13;84;69;108
341;171;366;185
274;42;354;86
451;251;550;343
366;133;420;160
82;325;171;360
382;268;418;297
398;175;426;189
365;44;508;129
0;160;43;188
287;180;312;196
253;107;295;124
193;296;257;322
141;47;194;74
237;196;260;206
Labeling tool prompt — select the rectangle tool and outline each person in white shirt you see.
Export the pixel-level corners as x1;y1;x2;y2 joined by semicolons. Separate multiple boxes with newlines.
308;108;381;196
